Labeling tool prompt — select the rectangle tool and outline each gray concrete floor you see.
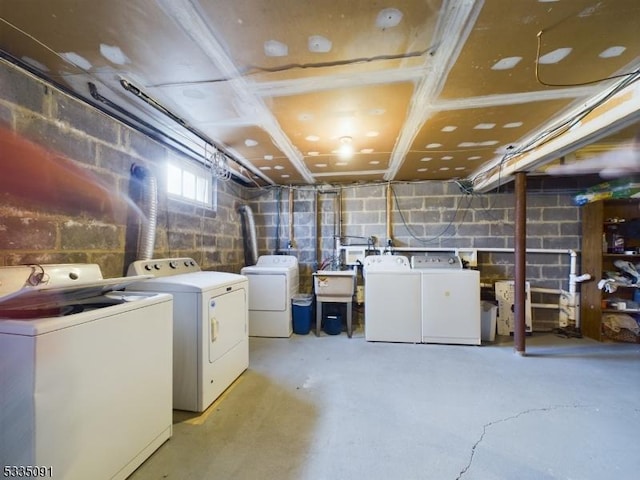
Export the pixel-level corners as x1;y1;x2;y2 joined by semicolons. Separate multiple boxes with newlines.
130;329;640;480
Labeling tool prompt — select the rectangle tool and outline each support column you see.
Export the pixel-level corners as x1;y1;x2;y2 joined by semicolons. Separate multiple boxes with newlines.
386;182;393;243
514;172;527;355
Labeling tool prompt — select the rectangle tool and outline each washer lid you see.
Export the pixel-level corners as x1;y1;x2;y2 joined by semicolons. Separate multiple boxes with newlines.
0;275;151;313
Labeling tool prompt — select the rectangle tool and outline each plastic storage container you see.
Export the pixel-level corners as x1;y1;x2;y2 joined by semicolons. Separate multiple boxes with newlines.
292;294;313;335
323;314;342;335
481;301;497;342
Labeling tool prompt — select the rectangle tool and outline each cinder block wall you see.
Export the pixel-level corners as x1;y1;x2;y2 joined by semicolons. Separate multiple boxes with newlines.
246;182;582;330
0;59;246;276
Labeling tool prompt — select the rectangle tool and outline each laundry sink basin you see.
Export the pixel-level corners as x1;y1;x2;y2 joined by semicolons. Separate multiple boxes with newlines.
313;270;356;298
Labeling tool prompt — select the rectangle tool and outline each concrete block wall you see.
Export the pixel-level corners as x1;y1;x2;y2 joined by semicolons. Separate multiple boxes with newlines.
0;59;246;277
247;182;582;330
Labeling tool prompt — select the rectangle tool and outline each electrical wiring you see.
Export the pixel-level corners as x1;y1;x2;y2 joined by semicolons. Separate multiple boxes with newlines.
535;30;640;88
469;25;640;193
147;45;439;89
389;184;473;245
474;68;640;191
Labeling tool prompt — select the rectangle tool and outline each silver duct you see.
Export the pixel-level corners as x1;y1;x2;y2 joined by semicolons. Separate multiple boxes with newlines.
131;165;158;261
238;204;258;266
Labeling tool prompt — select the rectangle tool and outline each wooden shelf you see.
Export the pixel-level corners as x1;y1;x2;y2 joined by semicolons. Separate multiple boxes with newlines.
580;199;640;341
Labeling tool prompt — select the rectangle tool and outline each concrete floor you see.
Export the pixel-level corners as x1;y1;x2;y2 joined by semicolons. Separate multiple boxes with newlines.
130;330;640;480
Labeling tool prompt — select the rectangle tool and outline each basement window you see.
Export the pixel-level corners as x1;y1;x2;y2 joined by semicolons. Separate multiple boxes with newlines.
166;160;217;210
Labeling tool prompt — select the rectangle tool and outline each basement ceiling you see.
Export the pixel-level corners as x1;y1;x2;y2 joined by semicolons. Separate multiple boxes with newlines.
1;0;639;189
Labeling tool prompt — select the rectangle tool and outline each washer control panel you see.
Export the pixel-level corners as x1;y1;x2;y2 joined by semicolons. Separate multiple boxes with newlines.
411;253;463;270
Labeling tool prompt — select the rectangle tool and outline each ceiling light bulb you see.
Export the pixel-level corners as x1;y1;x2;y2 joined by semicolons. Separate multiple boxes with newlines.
338;136;353;158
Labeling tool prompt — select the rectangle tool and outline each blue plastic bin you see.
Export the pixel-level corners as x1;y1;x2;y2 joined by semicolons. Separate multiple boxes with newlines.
323;314;342;335
292;294;313;335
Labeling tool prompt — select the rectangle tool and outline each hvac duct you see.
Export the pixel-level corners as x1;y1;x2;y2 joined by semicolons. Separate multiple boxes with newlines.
131;164;158;261
238;204;259;266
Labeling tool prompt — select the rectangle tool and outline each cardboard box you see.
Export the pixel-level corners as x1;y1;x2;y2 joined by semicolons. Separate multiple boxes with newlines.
494;281;532;336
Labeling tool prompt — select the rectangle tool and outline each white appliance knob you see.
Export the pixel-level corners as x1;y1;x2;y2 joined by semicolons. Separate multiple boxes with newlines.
144;264;153;271
154;264;161;270
169;261;177;269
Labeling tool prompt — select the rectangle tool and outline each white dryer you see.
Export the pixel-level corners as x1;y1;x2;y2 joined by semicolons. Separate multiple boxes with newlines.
363;255;422;343
127;258;248;412
412;253;481;345
240;255;299;337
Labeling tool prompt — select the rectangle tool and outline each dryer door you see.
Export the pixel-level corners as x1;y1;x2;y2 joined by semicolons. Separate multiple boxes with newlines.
246;273;286;311
208;288;247;363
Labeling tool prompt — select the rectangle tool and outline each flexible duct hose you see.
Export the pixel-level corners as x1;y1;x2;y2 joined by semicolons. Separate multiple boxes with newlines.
238;204;258;266
131;165;158;261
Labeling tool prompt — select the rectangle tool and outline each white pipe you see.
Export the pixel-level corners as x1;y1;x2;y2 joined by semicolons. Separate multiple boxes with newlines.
351;245;586;329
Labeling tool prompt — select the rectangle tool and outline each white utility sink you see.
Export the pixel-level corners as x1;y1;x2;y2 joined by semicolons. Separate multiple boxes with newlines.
313;270;356;298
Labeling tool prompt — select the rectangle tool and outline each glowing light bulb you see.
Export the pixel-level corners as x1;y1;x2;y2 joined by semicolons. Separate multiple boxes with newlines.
338;136;353;158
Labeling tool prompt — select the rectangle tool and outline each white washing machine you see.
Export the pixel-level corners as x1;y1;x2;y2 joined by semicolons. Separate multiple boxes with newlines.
412;253;481;345
0;264;173;480
363;255;422;343
127;258;248;412
240;255;299;337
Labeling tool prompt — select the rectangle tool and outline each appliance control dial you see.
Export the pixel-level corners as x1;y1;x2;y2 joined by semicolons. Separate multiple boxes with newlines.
153;264;161;270
144;264;153;271
169;261;177;269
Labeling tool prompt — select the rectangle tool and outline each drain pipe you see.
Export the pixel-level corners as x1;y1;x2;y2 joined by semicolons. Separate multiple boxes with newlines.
336;189;343;268
131;164;158;261
288;187;295;252
314;189;320;270
238;204;259;266
569;250;591;331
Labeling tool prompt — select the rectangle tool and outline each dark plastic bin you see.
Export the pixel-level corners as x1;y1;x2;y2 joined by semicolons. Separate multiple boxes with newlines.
323;314;342;335
292;294;313;335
